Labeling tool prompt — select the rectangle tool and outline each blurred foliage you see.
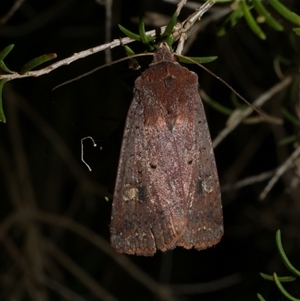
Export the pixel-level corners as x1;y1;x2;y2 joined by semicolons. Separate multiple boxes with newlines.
258;230;300;301
0;44;56;122
217;0;300;39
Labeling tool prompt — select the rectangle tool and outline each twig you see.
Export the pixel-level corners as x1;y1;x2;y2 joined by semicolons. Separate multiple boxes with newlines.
104;0;113;63
0;29;169;81
44;239;119;301
6;86;109;198
175;1;215;54
0;0;25;25
176;0;187;15
0;210;179;301
39;273;88;301
182;5;232;54
1;234;42;300
7;87;49;300
259;145;300;200
0;1;214;82
221;169;276;192
213;76;293;148
0;36;136;80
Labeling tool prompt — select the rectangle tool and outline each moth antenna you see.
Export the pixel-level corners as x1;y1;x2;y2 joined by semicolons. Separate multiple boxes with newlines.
176;54;265;118
81;136;97;172
53;52;154;91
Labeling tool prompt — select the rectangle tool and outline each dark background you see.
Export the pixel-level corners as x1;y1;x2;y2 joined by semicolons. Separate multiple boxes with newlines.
0;1;299;300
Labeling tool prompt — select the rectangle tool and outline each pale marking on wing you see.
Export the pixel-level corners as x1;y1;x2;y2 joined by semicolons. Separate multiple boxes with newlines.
123;184;139;201
202;176;214;193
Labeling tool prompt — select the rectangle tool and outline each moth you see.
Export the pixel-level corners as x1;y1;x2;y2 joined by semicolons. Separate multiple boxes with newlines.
110;42;223;256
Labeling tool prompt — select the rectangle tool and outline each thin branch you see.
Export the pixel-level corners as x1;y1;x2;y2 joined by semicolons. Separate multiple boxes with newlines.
182;5;232;54
1;234;42;300
0;210;179;301
0;0;74;37
0;0;214;82
0;0;25;25
44;239;119;301
6;86;109;198
175;0;187;15
38;273;88;301
221;169;276;192
104;0;113;63
0;36;137;80
259;145;300;200
0;24;173;81
175;1;215;54
213;76;293;148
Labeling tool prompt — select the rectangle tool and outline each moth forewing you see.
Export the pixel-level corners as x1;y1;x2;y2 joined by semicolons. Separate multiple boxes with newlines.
110;43;223;256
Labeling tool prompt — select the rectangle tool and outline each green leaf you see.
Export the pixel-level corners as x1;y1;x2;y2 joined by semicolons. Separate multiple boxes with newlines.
214;0;234;2
269;0;300;26
0;61;14;74
273;273;300;301
139;15;153;50
252;0;283;31
164;35;174;48
217;4;244;36
124;45;136;56
0;44;14;61
0;79;9;123
257;293;267;301
282;108;300;126
162;11;178;41
230;92;244;109
293;28;300;36
278;135;298;146
0;44;15;73
118;24;156;43
118;24;141;41
276;230;300;277
200;90;232;116
20;53;57;75
259;273;296;282
178;56;218;64
241;0;266;40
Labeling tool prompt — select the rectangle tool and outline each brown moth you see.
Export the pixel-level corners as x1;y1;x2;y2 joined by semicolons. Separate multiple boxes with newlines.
110;42;223;256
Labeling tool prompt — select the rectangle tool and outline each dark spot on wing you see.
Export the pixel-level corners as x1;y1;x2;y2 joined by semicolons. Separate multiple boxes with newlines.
164;75;175;86
197;178;203;195
150;162;157;169
138;185;146;202
124;219;134;231
167;117;176;131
